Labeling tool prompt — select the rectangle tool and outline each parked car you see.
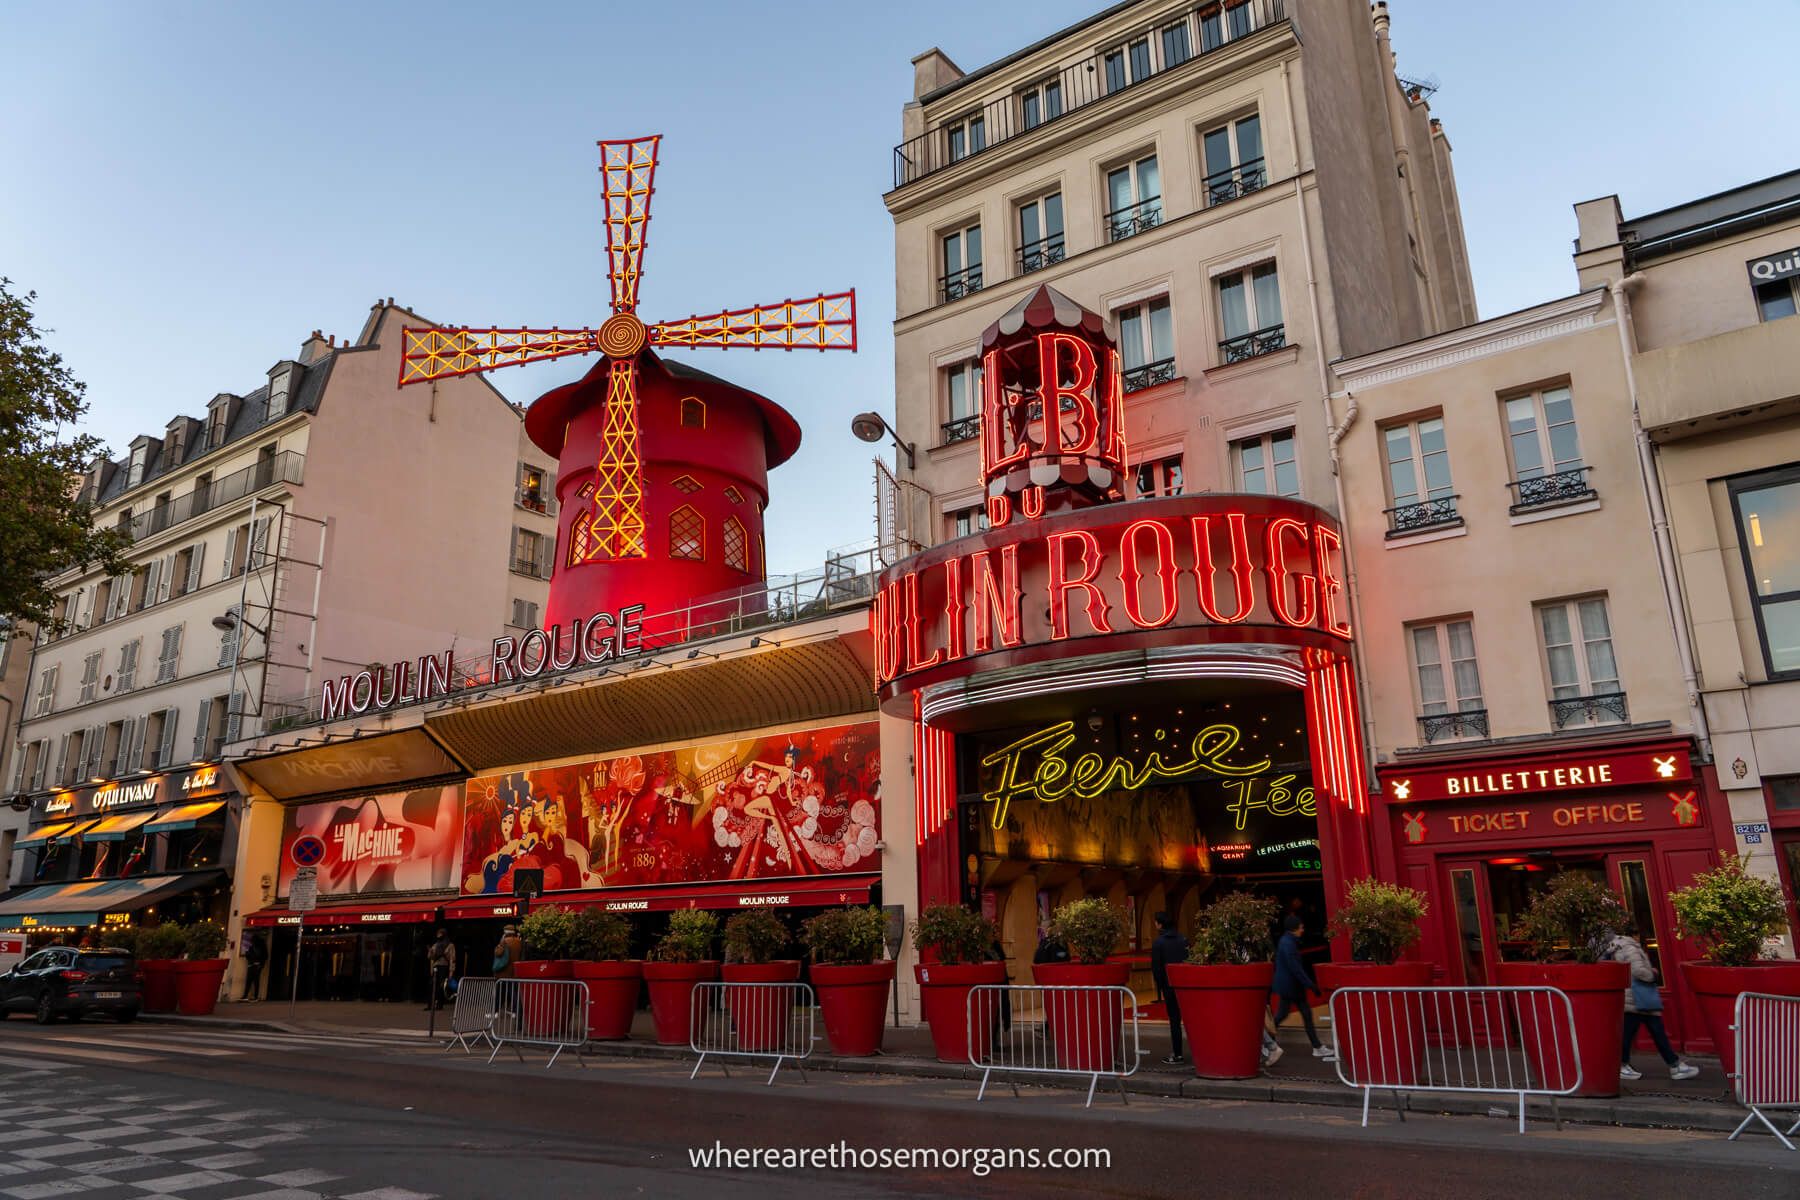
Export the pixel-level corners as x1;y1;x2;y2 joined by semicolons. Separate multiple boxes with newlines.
0;946;141;1024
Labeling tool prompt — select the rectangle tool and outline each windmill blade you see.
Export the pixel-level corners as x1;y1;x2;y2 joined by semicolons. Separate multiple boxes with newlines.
647;289;857;351
599;136;660;316
397;326;602;385
568;357;649;562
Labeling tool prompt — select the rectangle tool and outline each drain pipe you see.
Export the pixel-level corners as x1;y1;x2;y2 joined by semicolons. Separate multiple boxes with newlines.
1610;273;1711;758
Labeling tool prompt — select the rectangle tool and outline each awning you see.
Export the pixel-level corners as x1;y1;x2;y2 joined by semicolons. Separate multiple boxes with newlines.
532;873;879;914
244;897;449;928
142;800;227;832
83;810;160;842
0;872;222;929
15;819;97;846
443;896;527;921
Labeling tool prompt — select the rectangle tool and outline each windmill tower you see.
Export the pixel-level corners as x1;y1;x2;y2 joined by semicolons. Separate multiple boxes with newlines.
398;136;856;629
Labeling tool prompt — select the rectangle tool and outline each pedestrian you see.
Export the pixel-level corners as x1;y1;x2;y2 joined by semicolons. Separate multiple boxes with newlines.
493;924;523;978
241;933;267;1002
1611;925;1699;1082
426;928;457;1011
1261;1009;1284;1068
1032;923;1070;965
1149;911;1188;1065
1272;914;1334;1060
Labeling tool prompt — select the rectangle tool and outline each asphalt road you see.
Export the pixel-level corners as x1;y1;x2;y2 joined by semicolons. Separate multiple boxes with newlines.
0;1019;1794;1199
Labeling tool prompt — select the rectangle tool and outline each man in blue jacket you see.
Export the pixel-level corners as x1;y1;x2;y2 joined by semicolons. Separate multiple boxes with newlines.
1149;911;1188;1065
1272;914;1335;1060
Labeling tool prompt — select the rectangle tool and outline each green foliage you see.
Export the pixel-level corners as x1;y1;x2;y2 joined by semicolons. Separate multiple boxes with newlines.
1188;892;1279;965
1048;898;1131;965
910;904;997;966
519;904;578;961
651;910;718;963
801;906;888;966
0;280;130;630
1671;856;1791;967
102;925;139;957
722;906;792;964
140;922;189;960
1328;878;1429;965
1515;872;1630;963
182;920;228;961
568;908;633;962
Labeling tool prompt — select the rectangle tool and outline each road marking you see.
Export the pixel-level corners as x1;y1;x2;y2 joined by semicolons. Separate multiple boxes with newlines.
0;1043;158;1064
51;1035;240;1057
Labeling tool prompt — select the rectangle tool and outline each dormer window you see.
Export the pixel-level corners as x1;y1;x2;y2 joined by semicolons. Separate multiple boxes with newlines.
127;442;150;488
267;362;299;421
207;394;236;449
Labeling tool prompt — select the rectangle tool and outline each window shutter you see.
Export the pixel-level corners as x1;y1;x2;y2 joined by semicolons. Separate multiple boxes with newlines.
218;605;241;668
118;640;139;693
249;517;272;571
156;553;177;602
193;697;214;759
186;543;205;593
53;733;70;786
546;491;559;518
110;576;131;620
222;527;240;579
157;708;179;769
515;462;527;505
9;743;24;792
29;745;48;791
224;692;246;745
77;588;96;629
124;718;146;773
537;535;555;579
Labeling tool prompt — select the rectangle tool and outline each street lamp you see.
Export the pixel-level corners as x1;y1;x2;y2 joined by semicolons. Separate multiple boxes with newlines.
211;610;270;639
851;411;915;469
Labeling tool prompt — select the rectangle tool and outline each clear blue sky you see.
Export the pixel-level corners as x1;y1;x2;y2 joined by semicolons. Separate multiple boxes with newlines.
5;1;1797;574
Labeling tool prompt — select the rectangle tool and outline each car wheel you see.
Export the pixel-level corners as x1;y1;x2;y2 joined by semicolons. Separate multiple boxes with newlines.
118;1007;138;1024
34;992;57;1025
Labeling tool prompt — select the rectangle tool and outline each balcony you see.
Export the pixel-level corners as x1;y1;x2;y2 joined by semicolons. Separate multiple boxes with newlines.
1384;494;1461;537
1419;709;1489;744
511;556;551;581
939;266;984;304
1634;317;1800;438
126;451;305;542
1508;466;1596;514
1122;357;1177;393
891;0;1284;189
941;414;981;445
1204;158;1268;207
1018;234;1066;275
1550;691;1629;729
1105;197;1163;243
1218;323;1287;364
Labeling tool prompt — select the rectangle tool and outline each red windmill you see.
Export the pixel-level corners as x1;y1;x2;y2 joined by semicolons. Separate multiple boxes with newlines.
398;136;856;628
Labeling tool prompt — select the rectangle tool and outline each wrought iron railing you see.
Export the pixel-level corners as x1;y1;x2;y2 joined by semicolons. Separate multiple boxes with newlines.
1122;357;1177;393
1204;157;1268;207
510;556;551;581
940;266;984;304
1508;466;1596;514
127;451;305;542
1384;494;1461;536
941;414;982;444
891;0;1285;189
1550;692;1628;729
1105;197;1163;243
1018;234;1066;274
1218;323;1287;364
1419;709;1489;744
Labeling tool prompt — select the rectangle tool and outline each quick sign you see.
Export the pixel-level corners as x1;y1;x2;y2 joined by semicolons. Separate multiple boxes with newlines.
1382;746;1692;805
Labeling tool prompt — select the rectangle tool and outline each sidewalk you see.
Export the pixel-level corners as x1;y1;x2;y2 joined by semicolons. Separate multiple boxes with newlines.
148;999;1746;1133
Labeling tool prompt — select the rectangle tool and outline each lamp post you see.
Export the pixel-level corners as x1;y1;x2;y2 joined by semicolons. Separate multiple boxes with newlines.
850;411;916;469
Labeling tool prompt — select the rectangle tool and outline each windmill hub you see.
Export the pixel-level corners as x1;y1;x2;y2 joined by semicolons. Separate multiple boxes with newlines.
598;312;646;358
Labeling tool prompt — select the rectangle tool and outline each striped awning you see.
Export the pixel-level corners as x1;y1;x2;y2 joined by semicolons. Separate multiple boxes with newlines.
0;872;221;929
15;819;97;846
83;810;160;842
142;801;227;832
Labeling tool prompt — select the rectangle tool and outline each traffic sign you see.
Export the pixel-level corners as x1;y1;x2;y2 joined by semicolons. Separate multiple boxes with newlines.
290;866;318;913
290;834;326;868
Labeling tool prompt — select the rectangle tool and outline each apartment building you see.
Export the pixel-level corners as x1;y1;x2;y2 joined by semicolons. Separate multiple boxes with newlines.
0;300;551;935
0;625;31;885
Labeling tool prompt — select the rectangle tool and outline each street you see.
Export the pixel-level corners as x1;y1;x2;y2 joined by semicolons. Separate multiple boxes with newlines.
0;1021;1794;1199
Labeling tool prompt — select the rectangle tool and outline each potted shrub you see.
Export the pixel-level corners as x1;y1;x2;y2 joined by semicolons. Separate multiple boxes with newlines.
517;905;580;1036
801;906;895;1057
1033;898;1132;1072
568;908;640;1041
643;910;719;1045
1673;856;1800;1078
174;920;230;1016
911;904;1003;1064
137;922;189;1013
1495;872;1630;1098
103;926;140;957
720;906;800;1051
1166;892;1279;1079
1318;879;1433;1086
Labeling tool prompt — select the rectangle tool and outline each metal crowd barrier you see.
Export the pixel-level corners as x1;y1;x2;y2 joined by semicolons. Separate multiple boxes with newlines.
1731;991;1800;1151
1327;986;1582;1133
688;981;818;1085
485;978;590;1068
965;985;1142;1109
442;977;498;1053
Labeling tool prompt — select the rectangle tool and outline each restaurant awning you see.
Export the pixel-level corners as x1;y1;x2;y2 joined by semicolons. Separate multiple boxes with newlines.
0;872;222;929
243;897;449;928
443;896;526;921
538;873;879;914
83;810;160;842
142;801;227;832
15;819;97;846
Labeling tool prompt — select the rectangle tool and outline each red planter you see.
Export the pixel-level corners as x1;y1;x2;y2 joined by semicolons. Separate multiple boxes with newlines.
1167;961;1274;1079
643;960;719;1045
1682;961;1800;1080
173;959;229;1016
812;961;897;1057
571;960;643;1041
139;960;180;1013
915;962;1006;1063
514;959;575;1036
1315;961;1434;1086
721;961;802;1052
1496;961;1627;1098
1032;961;1132;1072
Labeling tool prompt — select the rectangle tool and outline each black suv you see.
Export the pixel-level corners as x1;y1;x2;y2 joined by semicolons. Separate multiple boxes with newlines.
0;946;141;1023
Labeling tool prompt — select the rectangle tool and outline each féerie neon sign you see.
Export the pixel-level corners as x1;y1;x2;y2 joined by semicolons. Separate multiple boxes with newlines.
979;720;1270;828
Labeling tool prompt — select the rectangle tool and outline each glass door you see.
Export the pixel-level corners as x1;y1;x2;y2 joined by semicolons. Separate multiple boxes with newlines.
1441;859;1496;986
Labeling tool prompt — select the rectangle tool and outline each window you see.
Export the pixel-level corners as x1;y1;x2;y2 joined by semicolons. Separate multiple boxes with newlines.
267;362;296;420
670;474;702;495
945;112;985;163
1226;0;1253;40
1537;597;1626;727
1235;430;1299;499
1202;113;1265;206
517;463;552;513
193;696;220;761
723;516;749;572
1732;465;1800;675
1381;417;1457;534
680;397;706;429
941;223;982;302
1105;155;1161;241
192;471;212;509
1103;37;1152;93
1117;298;1174;392
669;505;704;561
512;528;551;580
1017;192;1065;273
32;665;58;717
155;624;184;685
1504;385;1593;511
1216;263;1285;361
1409;620;1487;742
117;639;140;694
1020;77;1063;130
510;598;539;630
206;403;230;449
79;652;102;704
950;505;989;539
723;485;745;505
1134;457;1185;499
1756;276;1798;323
127;443;149;488
942;358;984;443
1160;19;1192;67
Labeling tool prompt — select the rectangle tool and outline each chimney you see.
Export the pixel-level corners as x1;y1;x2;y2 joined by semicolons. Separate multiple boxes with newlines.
300;330;333;364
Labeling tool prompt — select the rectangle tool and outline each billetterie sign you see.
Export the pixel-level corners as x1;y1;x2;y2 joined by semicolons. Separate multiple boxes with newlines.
320;603;647;722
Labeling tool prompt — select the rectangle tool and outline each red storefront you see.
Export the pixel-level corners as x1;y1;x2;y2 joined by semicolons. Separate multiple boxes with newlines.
1373;735;1730;1049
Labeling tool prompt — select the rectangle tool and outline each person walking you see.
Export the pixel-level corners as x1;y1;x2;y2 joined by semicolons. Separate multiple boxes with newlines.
493;924;523;978
1612;926;1699;1082
1272;914;1334;1060
1149;911;1189;1065
240;933;267;1002
425;929;457;1011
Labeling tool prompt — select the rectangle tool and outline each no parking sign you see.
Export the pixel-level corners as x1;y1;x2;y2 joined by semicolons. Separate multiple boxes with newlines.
290;834;326;868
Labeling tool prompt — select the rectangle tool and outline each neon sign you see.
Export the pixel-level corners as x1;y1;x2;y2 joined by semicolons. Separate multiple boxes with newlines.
1222;774;1316;830
979;720;1270;828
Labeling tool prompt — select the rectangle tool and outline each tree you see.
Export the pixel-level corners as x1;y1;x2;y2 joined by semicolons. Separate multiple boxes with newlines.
0;279;129;631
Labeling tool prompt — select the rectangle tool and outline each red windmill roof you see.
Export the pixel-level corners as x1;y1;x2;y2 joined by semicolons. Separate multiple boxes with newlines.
981;283;1111;348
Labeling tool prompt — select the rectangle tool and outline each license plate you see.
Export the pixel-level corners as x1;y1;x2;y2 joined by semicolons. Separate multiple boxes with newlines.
95;991;121;999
